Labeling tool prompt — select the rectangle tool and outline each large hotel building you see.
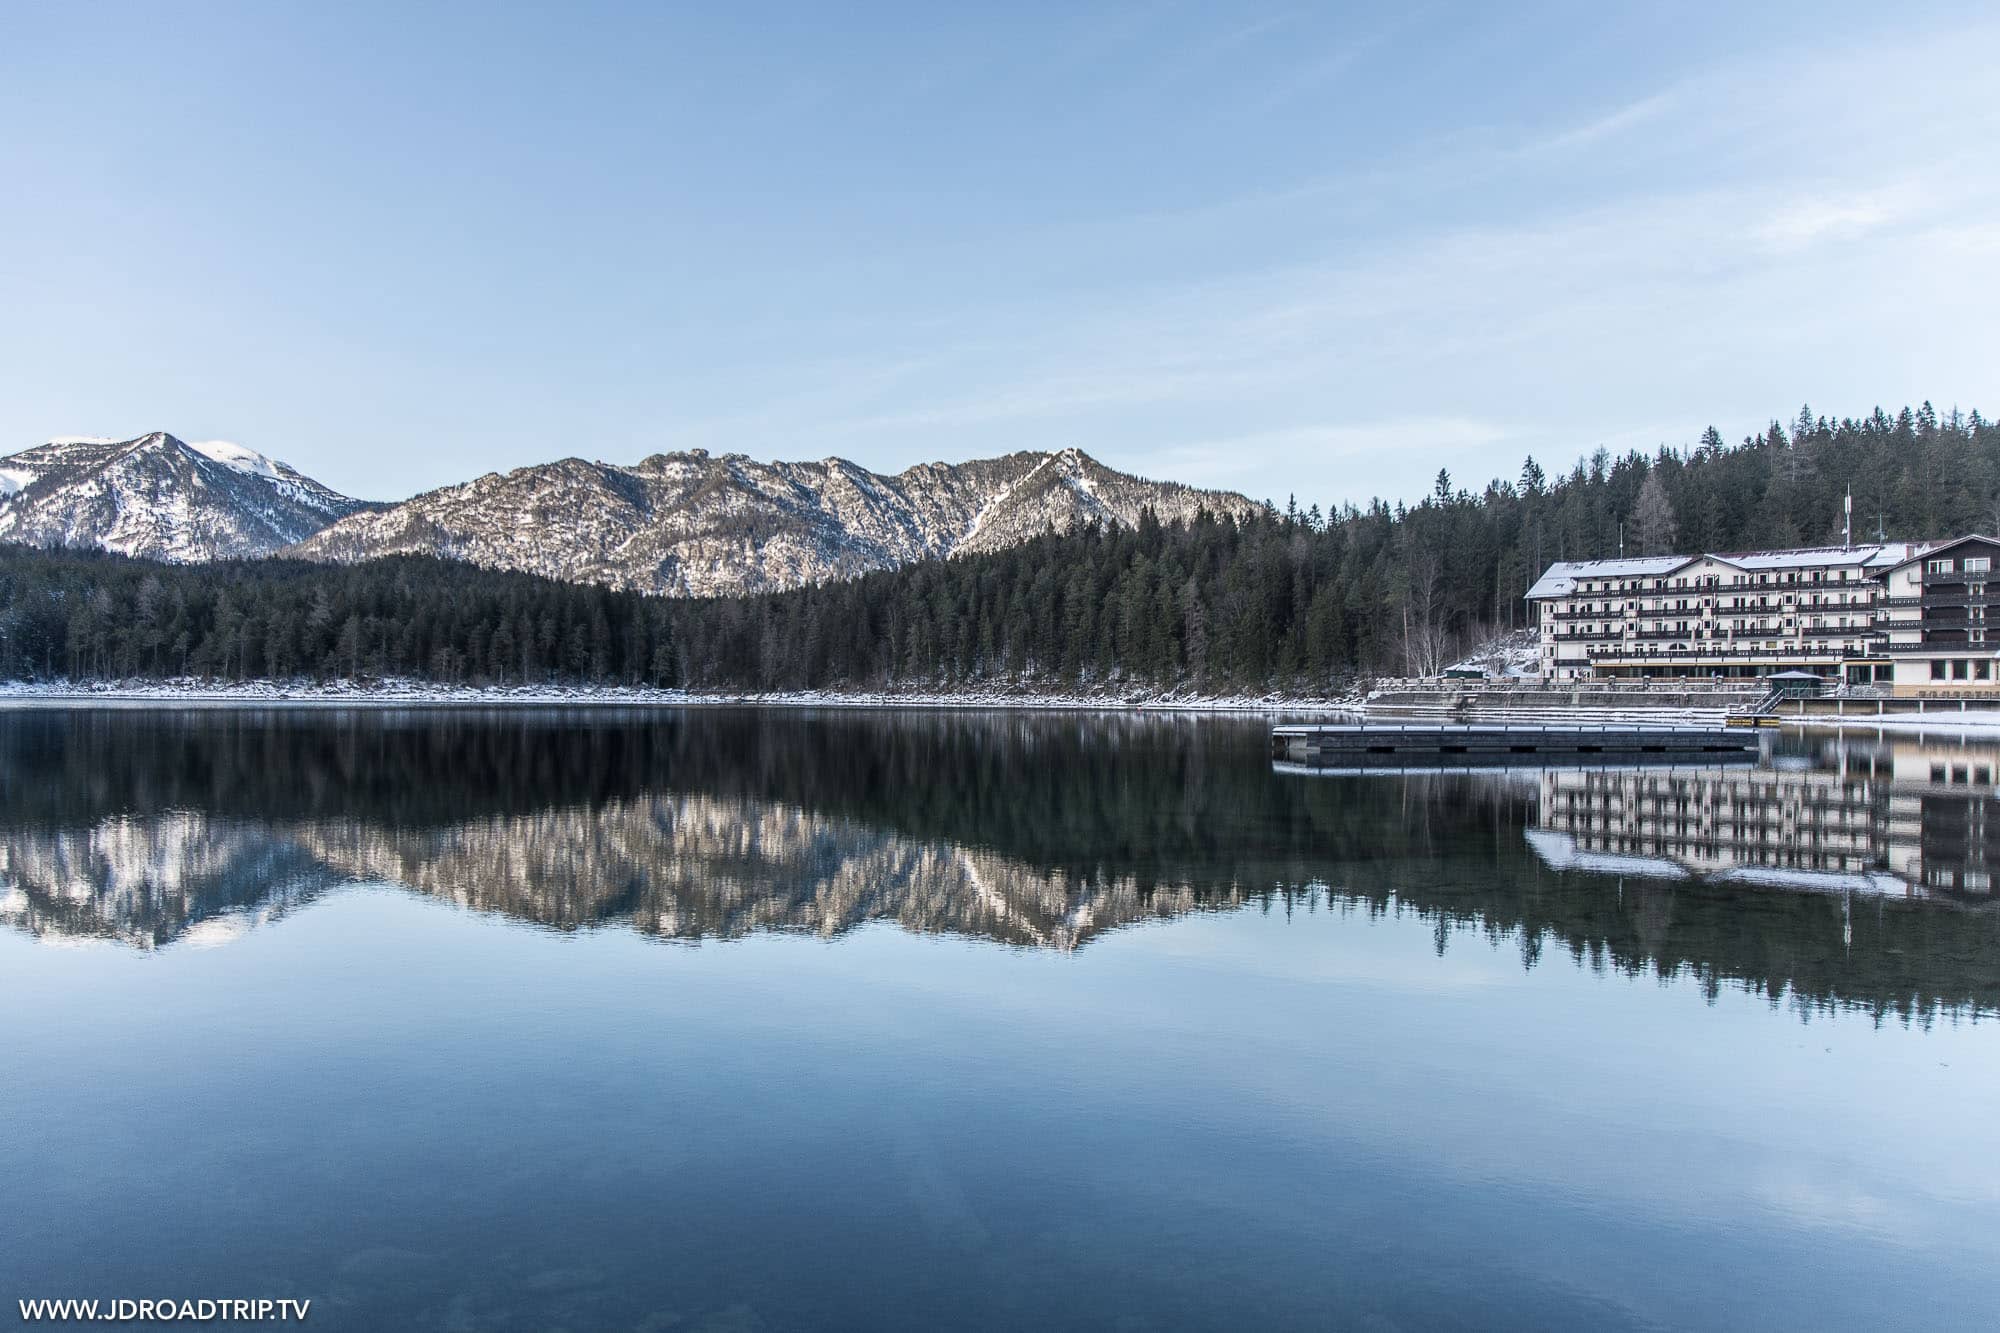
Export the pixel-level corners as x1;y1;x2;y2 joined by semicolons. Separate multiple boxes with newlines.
1528;534;2000;694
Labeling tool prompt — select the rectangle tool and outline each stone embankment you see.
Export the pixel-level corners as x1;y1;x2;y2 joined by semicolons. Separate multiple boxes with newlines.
1361;681;1767;727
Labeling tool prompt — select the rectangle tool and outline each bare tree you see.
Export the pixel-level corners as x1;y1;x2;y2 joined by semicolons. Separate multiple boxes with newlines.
1400;552;1449;677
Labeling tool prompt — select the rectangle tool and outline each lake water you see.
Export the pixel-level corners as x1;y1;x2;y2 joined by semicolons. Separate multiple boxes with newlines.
3;708;1999;1331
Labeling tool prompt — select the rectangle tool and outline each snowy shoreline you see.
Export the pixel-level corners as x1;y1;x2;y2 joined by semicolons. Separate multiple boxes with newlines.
1782;710;2000;736
17;678;2000;734
0;677;1363;714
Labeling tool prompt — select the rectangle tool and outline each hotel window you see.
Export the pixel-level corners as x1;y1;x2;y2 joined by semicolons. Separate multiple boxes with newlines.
1954;660;1971;680
1968;557;1992;573
1933;660;1949;680
1980;661;1993;681
1930;558;1957;574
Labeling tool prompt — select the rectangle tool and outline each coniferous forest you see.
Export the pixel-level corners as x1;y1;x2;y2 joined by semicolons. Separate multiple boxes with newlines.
0;403;1993;693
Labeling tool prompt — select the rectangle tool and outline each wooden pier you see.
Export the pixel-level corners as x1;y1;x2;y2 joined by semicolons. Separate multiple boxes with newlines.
1272;722;1758;767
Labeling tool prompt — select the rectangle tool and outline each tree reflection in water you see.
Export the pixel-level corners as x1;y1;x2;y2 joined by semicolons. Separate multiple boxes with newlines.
2;707;1997;1022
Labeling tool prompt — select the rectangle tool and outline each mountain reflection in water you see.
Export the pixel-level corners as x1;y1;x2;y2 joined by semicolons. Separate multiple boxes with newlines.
2;708;1997;1021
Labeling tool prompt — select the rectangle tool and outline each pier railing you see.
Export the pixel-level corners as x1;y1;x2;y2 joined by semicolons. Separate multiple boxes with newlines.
1363;676;1767;695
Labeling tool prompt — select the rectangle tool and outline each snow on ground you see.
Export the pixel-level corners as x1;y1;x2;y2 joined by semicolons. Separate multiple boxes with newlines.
187;439;284;479
1787;709;2000;735
0;468;33;497
1446;630;1541;679
18;675;2000;734
0;677;1363;713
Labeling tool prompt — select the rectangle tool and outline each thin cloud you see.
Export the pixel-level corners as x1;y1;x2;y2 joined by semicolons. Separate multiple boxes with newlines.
1244;36;1380;115
1151;419;1516;495
1754;190;1915;253
1519;91;1677;157
760;148;1996;505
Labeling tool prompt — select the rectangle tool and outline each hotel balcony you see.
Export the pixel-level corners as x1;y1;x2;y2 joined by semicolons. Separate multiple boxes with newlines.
1584;645;1847;663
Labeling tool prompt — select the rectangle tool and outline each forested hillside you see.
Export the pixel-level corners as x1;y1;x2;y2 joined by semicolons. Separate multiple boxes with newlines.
0;403;1991;692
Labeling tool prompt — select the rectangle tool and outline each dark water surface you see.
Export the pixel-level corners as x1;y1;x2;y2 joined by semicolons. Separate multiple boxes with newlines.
3;708;1998;1331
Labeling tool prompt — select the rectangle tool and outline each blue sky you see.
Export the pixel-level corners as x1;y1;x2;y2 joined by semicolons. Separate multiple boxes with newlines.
2;2;1995;507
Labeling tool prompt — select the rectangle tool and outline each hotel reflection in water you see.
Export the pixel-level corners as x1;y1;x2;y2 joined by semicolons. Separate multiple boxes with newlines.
1528;735;2000;901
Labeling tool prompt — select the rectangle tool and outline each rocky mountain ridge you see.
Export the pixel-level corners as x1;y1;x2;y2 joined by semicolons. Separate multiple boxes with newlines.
1;433;1259;595
288;444;1261;597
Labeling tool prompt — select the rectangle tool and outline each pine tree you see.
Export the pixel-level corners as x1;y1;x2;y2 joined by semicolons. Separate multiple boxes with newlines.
0;401;1988;695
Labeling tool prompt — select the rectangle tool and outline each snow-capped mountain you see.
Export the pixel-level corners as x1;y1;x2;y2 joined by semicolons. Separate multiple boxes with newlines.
289;445;1261;596
0;432;373;562
0;433;1257;593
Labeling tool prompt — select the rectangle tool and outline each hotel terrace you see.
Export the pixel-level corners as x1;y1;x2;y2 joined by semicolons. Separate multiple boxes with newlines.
1528;536;2000;695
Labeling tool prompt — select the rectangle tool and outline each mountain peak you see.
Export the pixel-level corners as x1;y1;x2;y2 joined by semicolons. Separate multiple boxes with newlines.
0;432;370;562
185;439;285;479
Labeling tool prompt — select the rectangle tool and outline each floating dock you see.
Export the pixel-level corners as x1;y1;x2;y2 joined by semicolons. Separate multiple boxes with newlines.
1272;723;1758;767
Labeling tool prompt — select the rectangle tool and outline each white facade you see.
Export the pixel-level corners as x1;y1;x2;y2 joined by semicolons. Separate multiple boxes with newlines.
1528;543;1927;682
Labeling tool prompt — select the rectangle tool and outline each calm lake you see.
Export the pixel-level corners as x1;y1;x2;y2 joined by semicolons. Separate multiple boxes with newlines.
3;707;1998;1331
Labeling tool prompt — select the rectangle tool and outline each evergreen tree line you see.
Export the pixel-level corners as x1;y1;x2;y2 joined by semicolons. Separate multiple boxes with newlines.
0;402;1992;692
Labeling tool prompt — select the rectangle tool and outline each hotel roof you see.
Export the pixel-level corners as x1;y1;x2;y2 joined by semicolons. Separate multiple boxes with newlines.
1527;540;1939;598
1524;555;1691;600
1709;542;1928;571
1872;534;1997;571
